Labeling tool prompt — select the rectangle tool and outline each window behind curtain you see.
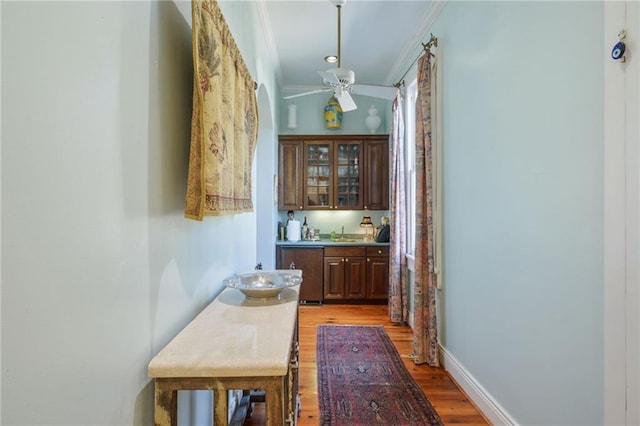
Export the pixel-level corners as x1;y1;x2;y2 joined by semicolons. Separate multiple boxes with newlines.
405;78;418;257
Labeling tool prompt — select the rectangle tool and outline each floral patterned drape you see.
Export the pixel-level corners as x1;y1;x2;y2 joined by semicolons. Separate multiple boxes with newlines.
413;52;439;366
389;92;409;324
185;0;258;220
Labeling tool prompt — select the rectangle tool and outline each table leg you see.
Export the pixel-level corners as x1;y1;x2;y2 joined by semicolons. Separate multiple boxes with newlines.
265;377;285;426
154;380;177;426
214;389;228;425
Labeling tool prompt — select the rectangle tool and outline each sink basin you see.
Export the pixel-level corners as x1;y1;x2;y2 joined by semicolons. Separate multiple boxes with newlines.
223;272;302;299
332;237;356;242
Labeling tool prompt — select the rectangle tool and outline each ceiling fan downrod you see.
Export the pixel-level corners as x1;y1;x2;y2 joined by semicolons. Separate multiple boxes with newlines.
283;0;396;111
337;4;341;68
331;0;346;68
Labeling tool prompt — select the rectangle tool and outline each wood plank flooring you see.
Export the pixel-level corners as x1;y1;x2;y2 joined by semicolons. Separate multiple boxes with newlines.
243;304;489;425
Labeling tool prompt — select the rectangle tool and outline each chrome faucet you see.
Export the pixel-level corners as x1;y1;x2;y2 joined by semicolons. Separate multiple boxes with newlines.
341;225;345;238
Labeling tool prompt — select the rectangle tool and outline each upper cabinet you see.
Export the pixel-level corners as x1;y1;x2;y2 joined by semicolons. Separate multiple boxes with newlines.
304;139;363;210
278;140;304;210
302;141;333;209
278;135;389;211
363;139;389;210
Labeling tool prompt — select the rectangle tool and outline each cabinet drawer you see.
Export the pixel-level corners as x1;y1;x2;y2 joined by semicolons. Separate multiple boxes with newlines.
366;246;389;257
324;246;366;257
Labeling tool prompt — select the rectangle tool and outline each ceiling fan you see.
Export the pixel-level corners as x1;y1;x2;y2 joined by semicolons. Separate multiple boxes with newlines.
283;0;397;112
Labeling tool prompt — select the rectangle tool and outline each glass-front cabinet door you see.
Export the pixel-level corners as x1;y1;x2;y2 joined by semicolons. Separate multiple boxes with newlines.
279;135;387;211
304;142;331;209
335;141;363;209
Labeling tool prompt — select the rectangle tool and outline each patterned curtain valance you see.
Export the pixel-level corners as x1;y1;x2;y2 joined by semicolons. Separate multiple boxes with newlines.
185;0;258;220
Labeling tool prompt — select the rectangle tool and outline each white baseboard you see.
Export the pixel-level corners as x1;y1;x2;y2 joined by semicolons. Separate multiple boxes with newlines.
439;345;518;425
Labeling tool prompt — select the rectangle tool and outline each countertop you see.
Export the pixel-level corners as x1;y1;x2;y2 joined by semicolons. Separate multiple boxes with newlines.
148;270;301;378
275;238;389;247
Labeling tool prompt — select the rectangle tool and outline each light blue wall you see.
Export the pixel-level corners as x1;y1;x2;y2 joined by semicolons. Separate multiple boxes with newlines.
428;2;604;424
1;1;278;424
280;94;391;135
218;1;281;270
277;95;392;231
1;1;605;424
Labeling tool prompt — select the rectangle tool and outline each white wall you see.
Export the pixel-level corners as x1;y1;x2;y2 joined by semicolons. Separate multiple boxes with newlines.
1;1;278;424
424;2;604;424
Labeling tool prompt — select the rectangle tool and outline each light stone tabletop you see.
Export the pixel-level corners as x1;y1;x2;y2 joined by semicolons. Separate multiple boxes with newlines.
148;271;301;378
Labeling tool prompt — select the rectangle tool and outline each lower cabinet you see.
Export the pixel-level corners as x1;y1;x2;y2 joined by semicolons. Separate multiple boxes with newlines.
276;244;389;303
323;247;367;300
276;246;324;302
366;246;390;300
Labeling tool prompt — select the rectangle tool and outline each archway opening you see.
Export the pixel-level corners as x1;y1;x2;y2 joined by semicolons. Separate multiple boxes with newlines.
254;84;277;268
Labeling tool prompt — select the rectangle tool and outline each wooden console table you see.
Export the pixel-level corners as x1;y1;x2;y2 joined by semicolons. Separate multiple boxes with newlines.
148;271;301;425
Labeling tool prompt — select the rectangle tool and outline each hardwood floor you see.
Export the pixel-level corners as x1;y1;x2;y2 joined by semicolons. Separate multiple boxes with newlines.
243;304;489;425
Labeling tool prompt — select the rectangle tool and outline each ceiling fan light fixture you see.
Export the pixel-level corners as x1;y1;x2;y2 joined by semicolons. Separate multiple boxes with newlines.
281;0;394;111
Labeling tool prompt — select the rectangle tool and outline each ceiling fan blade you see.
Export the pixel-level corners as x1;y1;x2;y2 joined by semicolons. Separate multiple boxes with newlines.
318;70;341;85
283;88;331;99
334;88;357;112
351;84;398;100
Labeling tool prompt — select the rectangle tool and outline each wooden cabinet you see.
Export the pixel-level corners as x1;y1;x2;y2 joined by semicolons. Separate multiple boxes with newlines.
278;140;304;210
366;246;390;300
331;140;363;210
303;140;364;210
276;246;324;302
278;135;388;211
275;243;390;303
323;247;367;300
363;139;389;210
302;141;333;209
322;257;343;298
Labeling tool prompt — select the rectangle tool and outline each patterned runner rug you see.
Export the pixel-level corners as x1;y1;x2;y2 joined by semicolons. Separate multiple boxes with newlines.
317;325;444;426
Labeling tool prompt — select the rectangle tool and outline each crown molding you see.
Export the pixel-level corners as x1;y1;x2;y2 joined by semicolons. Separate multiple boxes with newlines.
255;0;283;88
384;0;447;86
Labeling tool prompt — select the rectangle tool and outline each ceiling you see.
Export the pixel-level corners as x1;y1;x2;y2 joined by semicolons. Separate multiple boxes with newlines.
258;0;437;96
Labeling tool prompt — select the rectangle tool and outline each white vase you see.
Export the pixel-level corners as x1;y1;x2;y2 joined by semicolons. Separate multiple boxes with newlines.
365;105;381;133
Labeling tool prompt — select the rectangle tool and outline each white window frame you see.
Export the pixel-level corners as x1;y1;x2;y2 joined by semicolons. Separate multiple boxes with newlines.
405;78;418;260
404;58;442;288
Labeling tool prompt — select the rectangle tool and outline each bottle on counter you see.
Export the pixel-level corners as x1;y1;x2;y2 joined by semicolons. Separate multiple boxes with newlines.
302;216;309;240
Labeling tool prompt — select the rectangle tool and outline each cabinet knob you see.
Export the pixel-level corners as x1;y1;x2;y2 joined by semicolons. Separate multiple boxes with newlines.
345;258;349;262
377;250;382;254
364;206;368;209
341;258;345;262
367;258;370;262
299;206;302;209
